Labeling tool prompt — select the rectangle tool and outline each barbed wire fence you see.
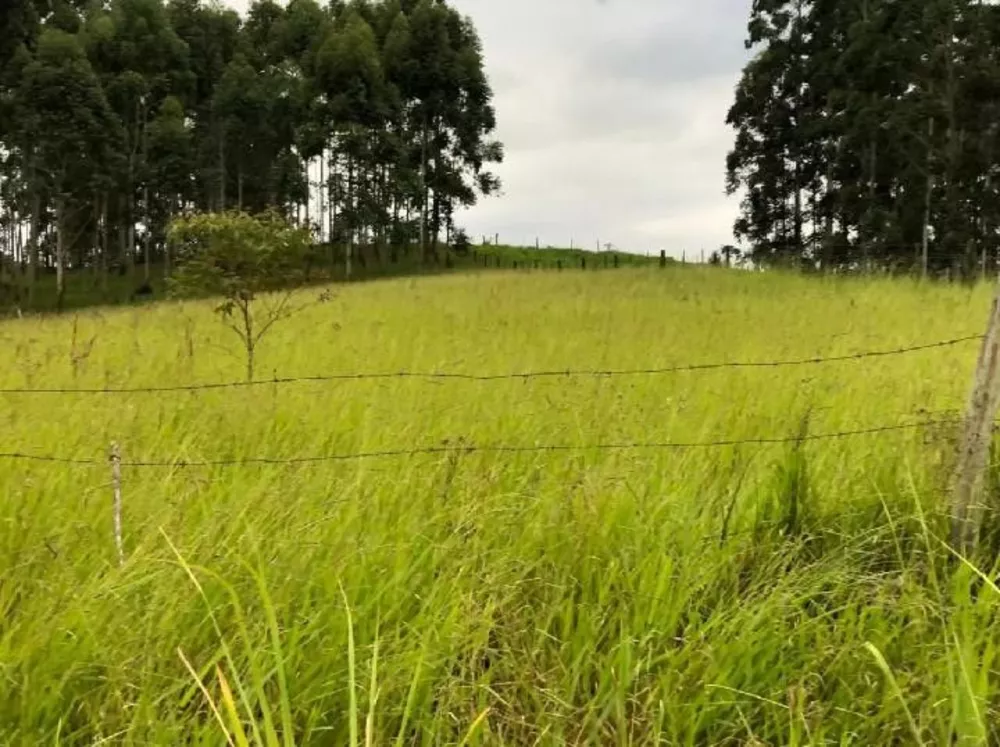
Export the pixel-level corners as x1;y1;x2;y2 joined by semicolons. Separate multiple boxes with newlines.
0;334;982;395
1;321;998;563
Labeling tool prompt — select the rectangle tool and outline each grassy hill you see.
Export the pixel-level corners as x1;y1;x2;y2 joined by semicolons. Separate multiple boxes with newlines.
0;265;993;744
0;242;665;316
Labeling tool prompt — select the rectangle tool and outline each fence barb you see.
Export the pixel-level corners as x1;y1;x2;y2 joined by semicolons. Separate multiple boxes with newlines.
0;334;981;395
0;418;959;469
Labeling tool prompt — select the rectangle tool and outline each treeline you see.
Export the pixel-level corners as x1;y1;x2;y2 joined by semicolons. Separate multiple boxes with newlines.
726;0;1000;277
0;0;502;306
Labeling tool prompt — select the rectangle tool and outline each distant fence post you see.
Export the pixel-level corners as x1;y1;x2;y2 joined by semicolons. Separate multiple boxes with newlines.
951;284;1000;552
660;250;667;268
614;254;619;269
494;232;499;245
581;256;586;270
557;260;562;271
110;442;124;567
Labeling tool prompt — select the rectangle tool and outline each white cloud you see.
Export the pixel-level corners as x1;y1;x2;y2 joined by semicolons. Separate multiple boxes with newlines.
449;0;753;256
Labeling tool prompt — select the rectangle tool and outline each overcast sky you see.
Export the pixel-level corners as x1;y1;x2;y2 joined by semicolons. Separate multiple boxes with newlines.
228;0;753;256
448;0;752;257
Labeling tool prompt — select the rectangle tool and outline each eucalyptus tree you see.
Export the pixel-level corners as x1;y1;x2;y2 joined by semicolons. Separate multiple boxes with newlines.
0;0;504;306
16;27;124;307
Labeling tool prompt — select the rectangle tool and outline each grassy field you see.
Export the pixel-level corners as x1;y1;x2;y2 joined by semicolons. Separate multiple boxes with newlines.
0;243;661;316
0;265;998;744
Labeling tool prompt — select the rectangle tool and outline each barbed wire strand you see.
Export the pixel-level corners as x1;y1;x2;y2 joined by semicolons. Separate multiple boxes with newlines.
0;418;958;469
0;334;982;395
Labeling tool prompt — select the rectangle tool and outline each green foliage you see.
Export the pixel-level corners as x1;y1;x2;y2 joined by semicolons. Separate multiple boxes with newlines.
168;210;312;300
727;0;1000;278
0;0;502;308
168;210;314;380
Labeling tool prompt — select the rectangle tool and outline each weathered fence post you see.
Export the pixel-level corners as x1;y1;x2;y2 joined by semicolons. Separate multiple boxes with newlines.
557;260;562;271
110;442;124;567
660;250;667;268
581;256;586;270
951;284;1000;552
614;254;619;269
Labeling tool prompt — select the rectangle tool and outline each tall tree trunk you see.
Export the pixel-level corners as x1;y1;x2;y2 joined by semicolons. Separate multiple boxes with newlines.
793;160;803;260
419;115;428;264
127;189;136;279
141;104;151;282
319;152;326;243
55;196;66;311
164;195;176;278
219;128;227;211
304;157;312;230
237;163;244;211
142;192;150;280
330;150;338;253
346;157;354;280
27;189;40;305
922;116;935;279
98;193;108;295
118;194;128;277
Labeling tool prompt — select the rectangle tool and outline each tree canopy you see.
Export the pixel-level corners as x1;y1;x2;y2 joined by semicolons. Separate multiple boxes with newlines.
0;0;503;304
726;0;1000;278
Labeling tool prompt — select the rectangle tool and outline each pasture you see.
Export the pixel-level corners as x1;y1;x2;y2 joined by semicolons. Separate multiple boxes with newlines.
0;266;997;745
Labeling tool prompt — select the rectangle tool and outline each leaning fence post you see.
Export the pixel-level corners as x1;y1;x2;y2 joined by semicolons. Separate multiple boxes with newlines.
110;442;124;566
951;284;1000;552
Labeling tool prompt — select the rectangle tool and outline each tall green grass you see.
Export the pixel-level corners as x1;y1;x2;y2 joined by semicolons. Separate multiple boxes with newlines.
1;266;998;744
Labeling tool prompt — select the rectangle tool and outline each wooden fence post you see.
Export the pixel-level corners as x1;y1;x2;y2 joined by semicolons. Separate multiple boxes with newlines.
951;285;1000;552
660;250;667;268
110;442;124;567
581;256;586;270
